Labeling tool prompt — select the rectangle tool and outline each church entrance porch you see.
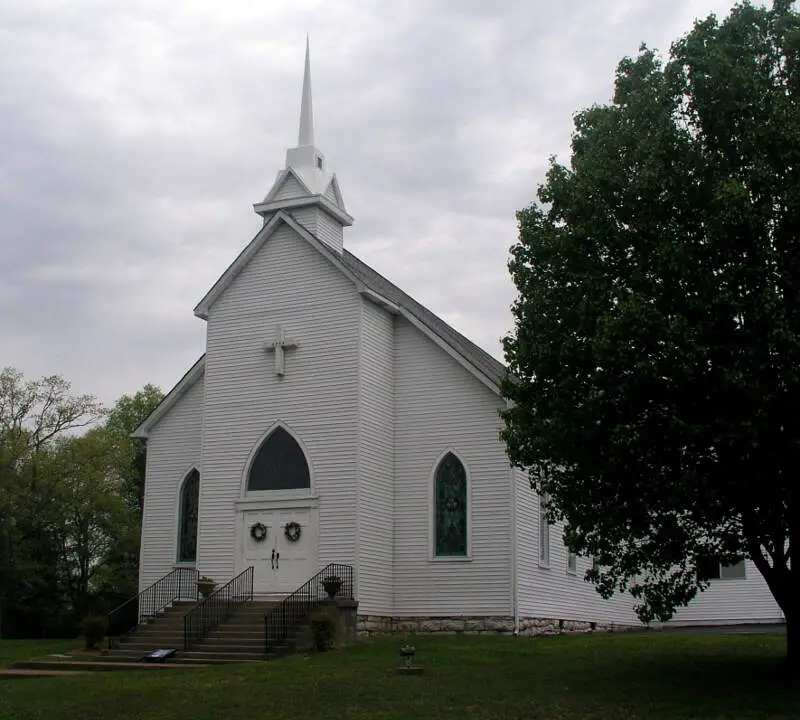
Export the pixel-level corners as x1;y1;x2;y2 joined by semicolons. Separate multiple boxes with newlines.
241;508;317;596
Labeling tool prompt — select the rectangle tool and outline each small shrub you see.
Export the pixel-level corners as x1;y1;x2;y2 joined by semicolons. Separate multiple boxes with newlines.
82;615;109;650
310;611;336;652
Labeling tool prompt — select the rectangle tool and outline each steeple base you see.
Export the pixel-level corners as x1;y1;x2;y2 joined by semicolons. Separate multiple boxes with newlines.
289;206;344;254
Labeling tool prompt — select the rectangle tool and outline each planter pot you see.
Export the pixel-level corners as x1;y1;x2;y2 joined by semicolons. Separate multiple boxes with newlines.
197;582;216;599
322;577;342;599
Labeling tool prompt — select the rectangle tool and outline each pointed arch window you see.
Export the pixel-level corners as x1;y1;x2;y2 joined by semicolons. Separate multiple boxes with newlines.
178;469;199;563
248;427;310;492
434;452;468;557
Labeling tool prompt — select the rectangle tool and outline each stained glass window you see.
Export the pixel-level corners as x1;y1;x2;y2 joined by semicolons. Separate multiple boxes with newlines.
248;427;310;492
434;452;467;557
178;469;199;563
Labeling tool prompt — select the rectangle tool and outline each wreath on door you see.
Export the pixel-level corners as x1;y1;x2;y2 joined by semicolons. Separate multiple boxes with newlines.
250;522;268;543
284;521;302;543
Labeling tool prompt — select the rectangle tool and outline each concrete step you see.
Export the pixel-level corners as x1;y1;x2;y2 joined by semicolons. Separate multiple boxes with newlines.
124;631;186;642
189;643;266;654
213;623;267;631
104;649;259;665
196;639;266;651
120;641;185;652
1;668;86;679
179;650;265;662
14;659;210;672
207;631;265;641
136;620;187;630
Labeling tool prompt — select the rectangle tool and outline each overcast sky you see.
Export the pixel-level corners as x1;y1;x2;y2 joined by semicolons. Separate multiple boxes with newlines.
1;0;739;406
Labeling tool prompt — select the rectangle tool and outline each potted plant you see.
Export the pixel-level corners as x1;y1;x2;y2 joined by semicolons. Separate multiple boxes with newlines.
321;575;342;599
197;575;217;599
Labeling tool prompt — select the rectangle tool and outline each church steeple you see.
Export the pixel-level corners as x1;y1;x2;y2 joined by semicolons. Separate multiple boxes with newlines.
298;36;314;147
254;37;353;253
284;36;325;172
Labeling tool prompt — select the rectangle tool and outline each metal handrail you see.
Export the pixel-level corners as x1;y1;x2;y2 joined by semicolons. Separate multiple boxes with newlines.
264;563;354;654
183;566;254;651
107;567;198;650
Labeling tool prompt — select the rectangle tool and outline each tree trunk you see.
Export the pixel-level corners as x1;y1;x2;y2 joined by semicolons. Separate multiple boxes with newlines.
788;611;799;669
787;507;800;669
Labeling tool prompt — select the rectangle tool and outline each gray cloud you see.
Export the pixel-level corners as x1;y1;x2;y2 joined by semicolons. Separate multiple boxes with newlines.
1;0;736;404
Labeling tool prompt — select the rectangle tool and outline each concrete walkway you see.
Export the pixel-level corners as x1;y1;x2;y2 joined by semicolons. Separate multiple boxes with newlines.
658;623;786;635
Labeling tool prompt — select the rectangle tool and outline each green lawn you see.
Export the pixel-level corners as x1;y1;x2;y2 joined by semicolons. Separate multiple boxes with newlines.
0;638;80;668
0;633;797;719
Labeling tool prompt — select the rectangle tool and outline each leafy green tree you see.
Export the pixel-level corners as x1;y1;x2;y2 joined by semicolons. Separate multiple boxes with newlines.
46;429;133;616
0;367;104;636
501;1;800;665
104;384;163;517
96;385;163;600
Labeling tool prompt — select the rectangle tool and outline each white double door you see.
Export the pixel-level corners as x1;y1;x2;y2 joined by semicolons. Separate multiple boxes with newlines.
242;508;316;595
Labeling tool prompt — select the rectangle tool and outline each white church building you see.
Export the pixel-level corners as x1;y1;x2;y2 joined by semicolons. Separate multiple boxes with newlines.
134;42;783;635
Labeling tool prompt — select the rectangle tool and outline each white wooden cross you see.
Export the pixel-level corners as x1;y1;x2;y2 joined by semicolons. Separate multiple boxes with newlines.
264;324;297;377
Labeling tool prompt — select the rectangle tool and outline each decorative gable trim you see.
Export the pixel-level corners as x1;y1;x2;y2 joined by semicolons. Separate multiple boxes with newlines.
325;174;347;213
264;169;310;203
193;213;284;319
193;210;362;321
253;194;353;227
131;354;205;438
354;287;499;393
397;308;500;394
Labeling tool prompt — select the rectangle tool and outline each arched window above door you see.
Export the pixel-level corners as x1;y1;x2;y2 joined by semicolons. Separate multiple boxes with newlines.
247;426;310;492
178;469;199;563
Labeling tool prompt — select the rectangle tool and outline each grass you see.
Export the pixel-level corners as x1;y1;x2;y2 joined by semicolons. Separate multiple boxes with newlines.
0;632;798;719
0;638;80;668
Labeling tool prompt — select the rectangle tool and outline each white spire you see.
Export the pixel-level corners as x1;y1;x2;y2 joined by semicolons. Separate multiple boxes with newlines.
298;35;314;147
284;37;324;173
254;36;353;254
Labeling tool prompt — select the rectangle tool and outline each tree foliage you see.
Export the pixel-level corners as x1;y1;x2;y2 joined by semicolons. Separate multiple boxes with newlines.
104;384;163;517
0;367;161;637
501;1;800;662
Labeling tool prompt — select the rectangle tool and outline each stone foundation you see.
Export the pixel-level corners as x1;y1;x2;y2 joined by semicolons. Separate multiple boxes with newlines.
357;614;625;637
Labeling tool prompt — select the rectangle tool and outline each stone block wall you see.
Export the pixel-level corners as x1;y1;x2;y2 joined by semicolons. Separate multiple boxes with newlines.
357;614;626;637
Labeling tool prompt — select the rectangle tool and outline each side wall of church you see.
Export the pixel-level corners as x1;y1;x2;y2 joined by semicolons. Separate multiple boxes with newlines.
139;375;205;588
355;299;395;615
515;466;781;626
669;561;783;624
199;224;360;581
393;318;512;616
515;467;641;627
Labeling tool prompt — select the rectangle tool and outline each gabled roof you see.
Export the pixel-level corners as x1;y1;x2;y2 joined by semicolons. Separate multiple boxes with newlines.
194;210;359;320
340;251;505;389
132;354;205;438
137;212;507;437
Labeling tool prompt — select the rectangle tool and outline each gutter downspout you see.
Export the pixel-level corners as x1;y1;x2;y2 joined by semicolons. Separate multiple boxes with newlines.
506;401;519;636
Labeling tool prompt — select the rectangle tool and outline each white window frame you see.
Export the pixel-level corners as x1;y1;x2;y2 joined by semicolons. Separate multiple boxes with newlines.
174;466;200;566
538;493;550;568
429;449;472;562
718;560;746;580
567;551;577;575
698;556;747;581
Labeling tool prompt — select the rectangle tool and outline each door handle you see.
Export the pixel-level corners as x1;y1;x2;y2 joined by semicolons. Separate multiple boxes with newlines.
275;551;280;570
271;548;276;570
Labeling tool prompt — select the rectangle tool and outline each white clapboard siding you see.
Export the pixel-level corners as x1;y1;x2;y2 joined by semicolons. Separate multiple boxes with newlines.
272;173;306;201
139;374;205;589
356;299;395;615
292;206;343;254
199;223;359;584
394;318;512;616
670;561;784;624
516;468;641;625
